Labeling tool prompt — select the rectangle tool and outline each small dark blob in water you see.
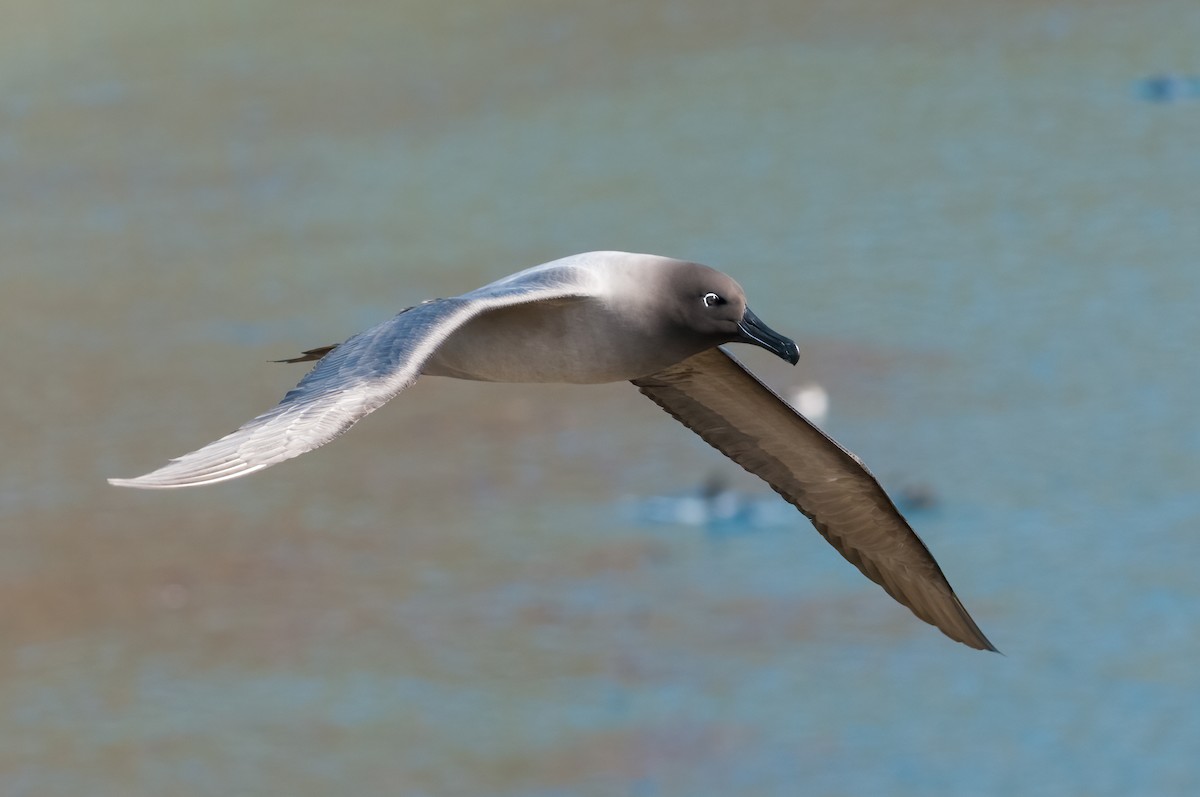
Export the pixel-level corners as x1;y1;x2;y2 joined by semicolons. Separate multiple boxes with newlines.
896;484;938;513
1135;74;1200;104
628;472;796;534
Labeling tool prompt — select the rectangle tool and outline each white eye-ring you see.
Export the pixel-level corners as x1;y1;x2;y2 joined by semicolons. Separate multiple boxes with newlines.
703;292;722;307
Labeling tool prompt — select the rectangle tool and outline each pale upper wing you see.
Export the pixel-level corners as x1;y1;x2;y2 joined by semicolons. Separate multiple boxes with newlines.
632;347;995;651
109;272;590;489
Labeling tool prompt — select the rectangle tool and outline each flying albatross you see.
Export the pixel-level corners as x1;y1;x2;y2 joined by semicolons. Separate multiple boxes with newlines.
110;251;995;651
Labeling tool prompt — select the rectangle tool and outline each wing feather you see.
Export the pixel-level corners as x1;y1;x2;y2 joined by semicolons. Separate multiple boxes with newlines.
632;348;995;651
110;273;589;489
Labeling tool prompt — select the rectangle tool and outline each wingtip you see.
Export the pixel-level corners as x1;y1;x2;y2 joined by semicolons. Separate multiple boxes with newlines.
107;475;181;490
978;635;1002;655
945;602;1000;654
961;632;1001;654
106;459;272;489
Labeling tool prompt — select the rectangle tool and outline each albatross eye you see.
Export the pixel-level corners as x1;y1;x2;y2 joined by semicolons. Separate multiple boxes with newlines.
703;292;723;307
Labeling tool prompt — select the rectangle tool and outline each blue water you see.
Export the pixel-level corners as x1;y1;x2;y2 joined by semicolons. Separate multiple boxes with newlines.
6;1;1200;795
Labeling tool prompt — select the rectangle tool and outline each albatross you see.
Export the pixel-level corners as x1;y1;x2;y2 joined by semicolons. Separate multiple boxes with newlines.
110;251;995;651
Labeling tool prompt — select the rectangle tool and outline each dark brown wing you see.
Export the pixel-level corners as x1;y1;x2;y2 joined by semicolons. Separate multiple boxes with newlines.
632;347;995;651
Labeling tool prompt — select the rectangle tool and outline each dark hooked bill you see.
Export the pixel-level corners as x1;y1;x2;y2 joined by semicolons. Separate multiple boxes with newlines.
738;307;800;364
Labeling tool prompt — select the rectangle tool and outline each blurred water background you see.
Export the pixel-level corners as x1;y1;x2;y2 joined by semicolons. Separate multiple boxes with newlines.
4;1;1200;794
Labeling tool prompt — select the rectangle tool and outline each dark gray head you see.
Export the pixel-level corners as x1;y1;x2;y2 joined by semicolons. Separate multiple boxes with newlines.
649;258;800;365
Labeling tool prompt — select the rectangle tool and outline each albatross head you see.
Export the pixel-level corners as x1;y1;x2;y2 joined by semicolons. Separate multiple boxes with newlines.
653;258;801;366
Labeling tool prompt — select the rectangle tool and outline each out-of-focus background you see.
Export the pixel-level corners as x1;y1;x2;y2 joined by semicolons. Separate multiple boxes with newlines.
4;0;1199;794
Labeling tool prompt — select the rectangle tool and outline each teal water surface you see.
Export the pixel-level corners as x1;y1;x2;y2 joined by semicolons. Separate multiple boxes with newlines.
4;1;1200;795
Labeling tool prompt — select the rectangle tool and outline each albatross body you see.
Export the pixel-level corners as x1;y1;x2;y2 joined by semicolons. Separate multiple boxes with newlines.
110;251;995;651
